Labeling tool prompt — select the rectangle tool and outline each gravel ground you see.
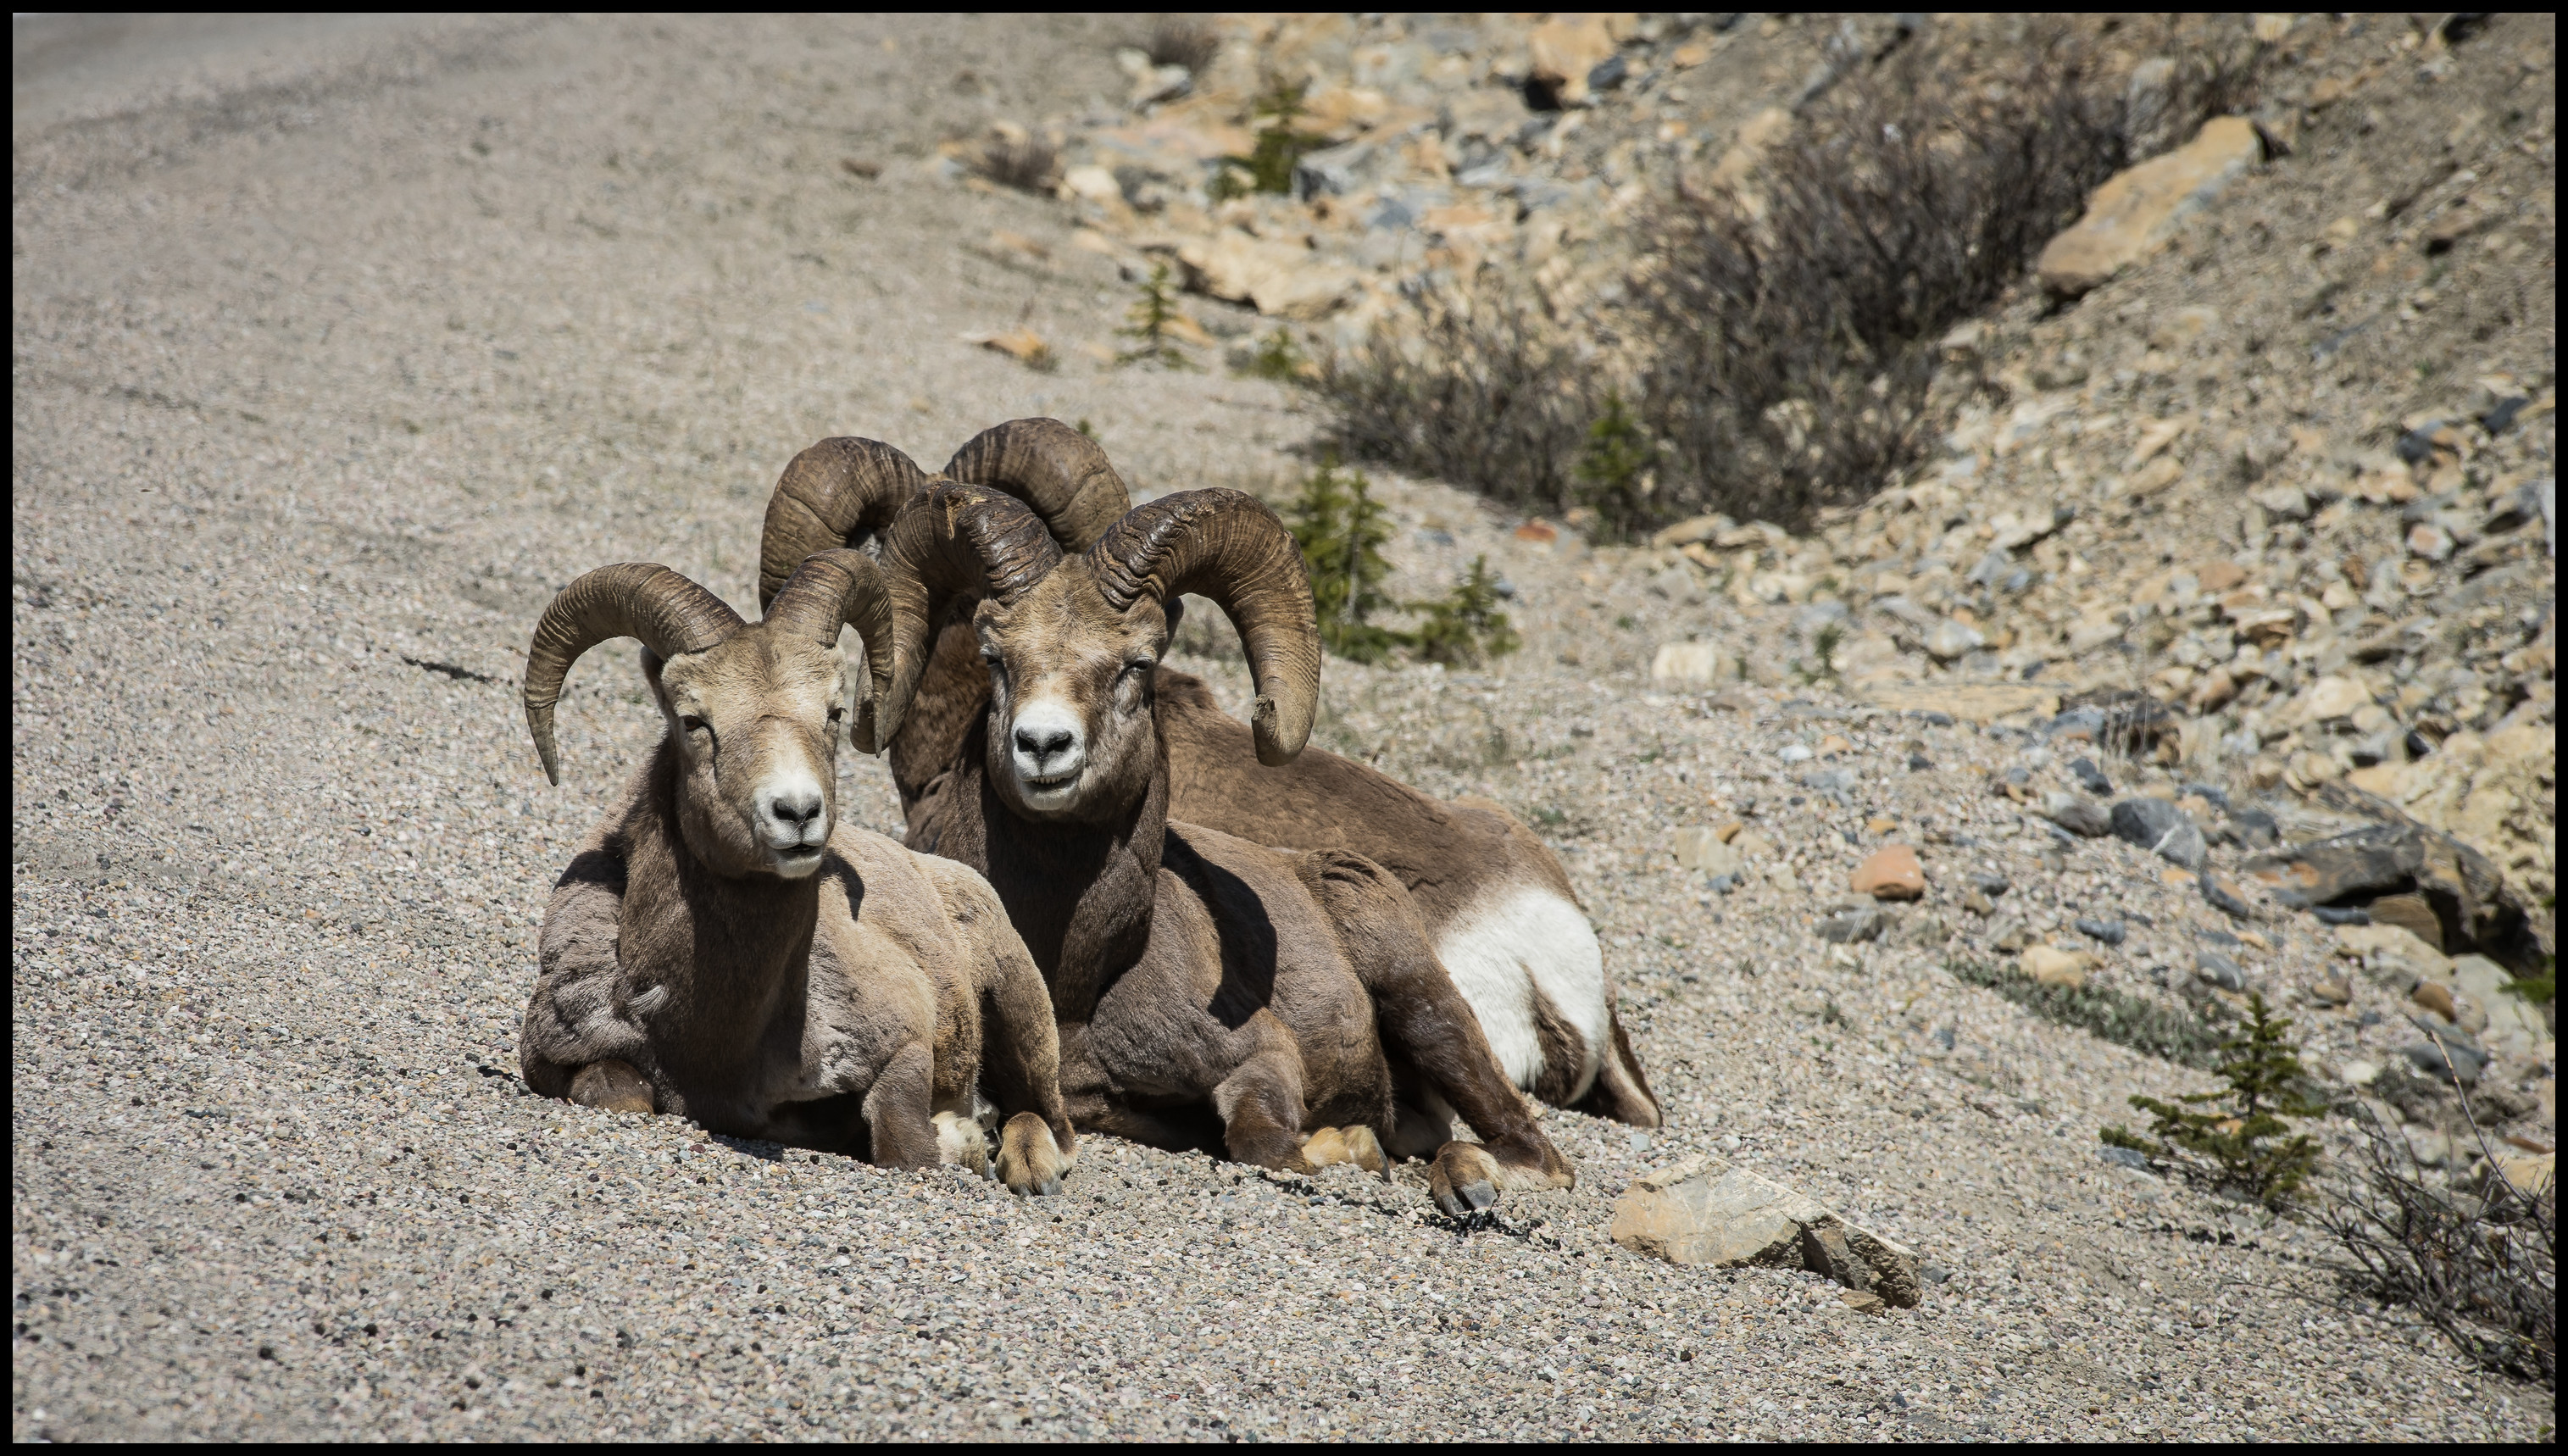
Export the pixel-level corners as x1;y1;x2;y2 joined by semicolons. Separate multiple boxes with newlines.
12;13;2548;1441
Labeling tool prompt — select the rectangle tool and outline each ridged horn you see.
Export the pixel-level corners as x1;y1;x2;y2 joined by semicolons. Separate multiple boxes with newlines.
1087;489;1319;766
524;564;745;785
764;548;902;753
943;417;1135;553
875;481;1064;749
756;436;937;610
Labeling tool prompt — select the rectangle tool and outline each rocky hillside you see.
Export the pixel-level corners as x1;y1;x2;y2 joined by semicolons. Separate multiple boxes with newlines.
962;11;2554;942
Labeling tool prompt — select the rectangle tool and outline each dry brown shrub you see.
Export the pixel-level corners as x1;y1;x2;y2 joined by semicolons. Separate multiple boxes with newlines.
975;136;1059;194
1142;15;1220;75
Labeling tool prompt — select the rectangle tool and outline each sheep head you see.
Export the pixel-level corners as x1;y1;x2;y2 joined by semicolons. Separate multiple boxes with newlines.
876;482;1319;825
523;552;898;880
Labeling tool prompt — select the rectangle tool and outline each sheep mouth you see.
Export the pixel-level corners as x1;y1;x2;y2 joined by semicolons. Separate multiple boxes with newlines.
1020;768;1080;790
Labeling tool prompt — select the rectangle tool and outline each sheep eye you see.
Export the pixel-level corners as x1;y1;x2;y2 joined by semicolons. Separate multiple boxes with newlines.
680;714;710;736
825;704;844;723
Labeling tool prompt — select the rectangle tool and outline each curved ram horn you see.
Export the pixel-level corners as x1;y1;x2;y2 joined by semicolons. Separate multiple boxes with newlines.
524;564;746;785
874;481;1063;747
755;436;937;611
764;547;903;753
943;417;1134;554
1087;488;1319;766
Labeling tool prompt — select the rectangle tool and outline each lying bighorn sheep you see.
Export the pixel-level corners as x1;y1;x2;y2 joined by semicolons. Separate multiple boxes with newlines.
756;421;1659;1135
514;551;1076;1193
865;480;1573;1212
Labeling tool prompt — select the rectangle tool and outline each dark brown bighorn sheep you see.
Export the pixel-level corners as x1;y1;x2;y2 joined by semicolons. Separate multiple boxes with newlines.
863;479;1571;1212
514;550;1076;1193
755;420;1659;1136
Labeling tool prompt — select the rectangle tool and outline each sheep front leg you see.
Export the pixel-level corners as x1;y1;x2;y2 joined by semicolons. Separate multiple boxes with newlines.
861;1041;942;1170
1210;1019;1315;1172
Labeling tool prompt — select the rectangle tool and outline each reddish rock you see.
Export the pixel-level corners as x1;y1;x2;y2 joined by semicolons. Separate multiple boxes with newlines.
1850;844;1925;901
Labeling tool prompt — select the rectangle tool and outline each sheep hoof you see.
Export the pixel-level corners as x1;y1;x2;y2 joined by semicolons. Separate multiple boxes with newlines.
1298;1126;1389;1179
567;1059;654;1116
995;1112;1070;1197
1428;1142;1503;1215
934;1110;993;1178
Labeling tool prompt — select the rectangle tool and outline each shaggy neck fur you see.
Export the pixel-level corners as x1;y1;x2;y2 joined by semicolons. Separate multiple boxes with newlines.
909;712;1166;1025
614;742;825;1091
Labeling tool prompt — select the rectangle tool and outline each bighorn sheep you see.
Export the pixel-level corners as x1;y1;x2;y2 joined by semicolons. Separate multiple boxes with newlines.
514;551;1076;1193
756;421;1660;1133
864;480;1573;1212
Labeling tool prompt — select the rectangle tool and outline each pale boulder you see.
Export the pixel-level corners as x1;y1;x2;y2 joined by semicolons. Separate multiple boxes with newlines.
2021;945;2092;988
1651;642;1732;685
2036;117;2263;296
1175;230;1359;319
1670;826;1741;876
1609;1156;1920;1307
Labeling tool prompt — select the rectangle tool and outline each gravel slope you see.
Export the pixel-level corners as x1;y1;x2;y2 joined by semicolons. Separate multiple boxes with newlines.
11;13;2546;1441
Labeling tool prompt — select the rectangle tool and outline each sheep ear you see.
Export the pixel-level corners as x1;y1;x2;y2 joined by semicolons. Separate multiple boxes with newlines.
1162;594;1186;642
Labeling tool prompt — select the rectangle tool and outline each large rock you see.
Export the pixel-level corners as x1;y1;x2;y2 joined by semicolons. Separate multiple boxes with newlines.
1610;1156;1920;1307
2246;818;2534;964
1526;14;1635;108
1670;825;1741;875
2036;117;2263;296
1173;230;1359;319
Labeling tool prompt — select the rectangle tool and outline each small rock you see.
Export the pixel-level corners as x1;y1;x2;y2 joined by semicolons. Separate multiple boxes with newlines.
1709;871;1743;895
1839;1290;1887;1316
2021;945;2090;988
2309;978;2353;1006
1818;908;1887;944
2075;917;2127;946
2098;1146;2154;1172
1849;844;1925;901
2200;871;2255;920
1778;743;1815;764
2410;981;2459;1022
1959;888;1996;917
2336;1058;2381;1086
2491;1152;2557;1198
2069;756;2113;794
1968;872;2011;897
2109;797;2206;870
2365;893;2444;953
2401;1031;2486;1086
1989;918;2029;953
2310;905;2371;926
1670;826;1742;876
1926;619;1987;662
1651;642;1731;686
1609;1156;1921;1306
2195;950;2246;992
2043;794;2113;838
2227;809;2281;848
1906;751;1933;770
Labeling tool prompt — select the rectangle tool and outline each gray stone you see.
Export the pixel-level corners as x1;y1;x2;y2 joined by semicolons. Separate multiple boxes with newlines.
1818;908;1886;944
2400;1029;2486;1086
2110;797;2206;870
2195;950;2246;992
1609;1156;1921;1307
2200;873;2255;920
1926;618;1987;661
2069;756;2113;795
2043;793;2112;837
1968;872;2011;897
2098;1146;2154;1172
2075;918;2126;946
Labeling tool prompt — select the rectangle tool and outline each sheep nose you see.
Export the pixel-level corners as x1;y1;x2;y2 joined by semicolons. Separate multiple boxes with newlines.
1014;724;1075;764
766;787;824;832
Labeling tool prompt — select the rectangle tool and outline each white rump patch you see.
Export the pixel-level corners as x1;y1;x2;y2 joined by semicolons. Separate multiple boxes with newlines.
1435;886;1608;1099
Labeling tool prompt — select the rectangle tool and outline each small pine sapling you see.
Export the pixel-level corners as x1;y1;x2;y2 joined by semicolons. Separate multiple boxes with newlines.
1409;555;1521;666
2104;992;2326;1207
1572;392;1659;543
1117;263;1196;370
1237;328;1309;381
1284;460;1400;662
1212;79;1320;199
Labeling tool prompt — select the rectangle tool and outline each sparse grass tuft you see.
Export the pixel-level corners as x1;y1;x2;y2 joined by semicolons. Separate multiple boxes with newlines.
1234;328;1309;381
2320;1104;2557;1388
975;136;1059;194
2104;993;2326;1208
1947;956;2224;1070
1142;15;1220;75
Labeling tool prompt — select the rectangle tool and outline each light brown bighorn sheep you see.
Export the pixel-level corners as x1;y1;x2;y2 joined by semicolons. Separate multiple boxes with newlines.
754;420;1659;1138
514;550;1076;1193
864;479;1573;1212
